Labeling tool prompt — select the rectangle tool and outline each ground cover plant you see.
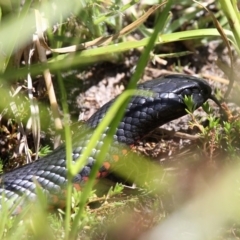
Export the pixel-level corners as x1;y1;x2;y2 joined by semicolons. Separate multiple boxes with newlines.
0;0;240;239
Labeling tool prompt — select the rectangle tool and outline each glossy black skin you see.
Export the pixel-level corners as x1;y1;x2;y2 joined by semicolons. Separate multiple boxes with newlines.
0;74;212;207
88;74;212;144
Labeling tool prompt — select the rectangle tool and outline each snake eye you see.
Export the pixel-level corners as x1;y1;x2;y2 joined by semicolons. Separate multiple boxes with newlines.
181;88;199;97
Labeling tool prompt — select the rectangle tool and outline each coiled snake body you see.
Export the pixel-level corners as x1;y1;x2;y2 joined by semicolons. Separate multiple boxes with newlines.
0;74;214;211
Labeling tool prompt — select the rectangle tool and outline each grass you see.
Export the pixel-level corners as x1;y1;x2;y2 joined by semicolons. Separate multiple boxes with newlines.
1;0;240;239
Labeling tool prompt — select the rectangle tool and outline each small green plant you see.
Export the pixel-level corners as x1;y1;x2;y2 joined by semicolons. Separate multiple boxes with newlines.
38;145;52;157
184;95;197;113
184;93;240;159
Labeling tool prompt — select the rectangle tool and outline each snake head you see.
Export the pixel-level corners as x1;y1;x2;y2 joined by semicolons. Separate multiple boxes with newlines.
144;74;212;109
88;74;215;144
116;74;214;144
169;74;212;108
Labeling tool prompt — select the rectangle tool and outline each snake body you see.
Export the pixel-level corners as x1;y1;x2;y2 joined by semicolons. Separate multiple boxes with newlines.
0;74;213;210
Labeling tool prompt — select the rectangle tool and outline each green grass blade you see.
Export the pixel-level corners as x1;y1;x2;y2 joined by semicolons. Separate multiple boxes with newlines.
219;0;240;49
69;0;173;238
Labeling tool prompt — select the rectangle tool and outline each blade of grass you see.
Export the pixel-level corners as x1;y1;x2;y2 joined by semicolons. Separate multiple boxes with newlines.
219;0;240;47
69;89;147;238
194;0;235;98
49;29;235;62
1;0;32;72
69;0;173;238
56;72;73;240
218;0;240;98
1;28;234;82
70;89;150;176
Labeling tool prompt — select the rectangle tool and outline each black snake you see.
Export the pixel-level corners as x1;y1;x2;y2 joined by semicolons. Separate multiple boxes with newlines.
0;74;217;212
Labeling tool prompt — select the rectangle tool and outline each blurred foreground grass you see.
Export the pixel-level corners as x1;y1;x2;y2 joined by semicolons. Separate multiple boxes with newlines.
1;0;240;239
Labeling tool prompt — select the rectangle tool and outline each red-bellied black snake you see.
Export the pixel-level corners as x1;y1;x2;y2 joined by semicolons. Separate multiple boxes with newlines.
0;74;217;212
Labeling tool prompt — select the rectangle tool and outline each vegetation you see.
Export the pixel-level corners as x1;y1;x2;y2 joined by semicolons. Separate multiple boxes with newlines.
0;0;240;239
